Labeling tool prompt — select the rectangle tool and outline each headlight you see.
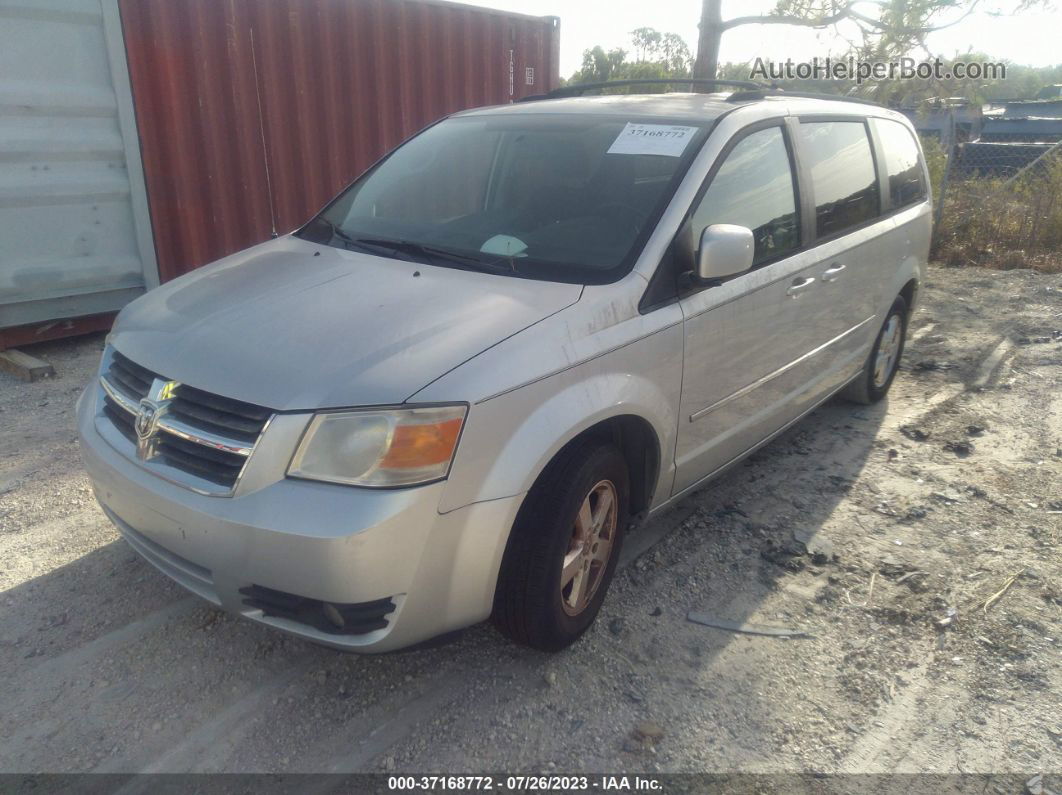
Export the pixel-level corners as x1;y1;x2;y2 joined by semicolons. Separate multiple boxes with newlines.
288;405;466;487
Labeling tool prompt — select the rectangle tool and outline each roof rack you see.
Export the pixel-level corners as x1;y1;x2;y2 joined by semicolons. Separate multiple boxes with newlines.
518;80;888;109
518;78;767;103
726;88;887;108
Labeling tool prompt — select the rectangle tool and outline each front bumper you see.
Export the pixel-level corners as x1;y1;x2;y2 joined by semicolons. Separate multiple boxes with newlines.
77;385;522;652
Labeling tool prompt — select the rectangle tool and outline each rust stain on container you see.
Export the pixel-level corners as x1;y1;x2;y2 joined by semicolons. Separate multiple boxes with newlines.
119;0;560;282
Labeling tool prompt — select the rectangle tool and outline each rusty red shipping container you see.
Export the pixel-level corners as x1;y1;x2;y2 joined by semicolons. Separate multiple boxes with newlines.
119;0;560;283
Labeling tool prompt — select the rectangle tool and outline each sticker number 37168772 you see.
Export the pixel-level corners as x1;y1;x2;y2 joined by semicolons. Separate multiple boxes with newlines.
606;123;699;157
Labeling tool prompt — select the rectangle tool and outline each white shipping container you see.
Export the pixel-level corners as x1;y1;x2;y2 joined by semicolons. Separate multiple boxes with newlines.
0;0;156;331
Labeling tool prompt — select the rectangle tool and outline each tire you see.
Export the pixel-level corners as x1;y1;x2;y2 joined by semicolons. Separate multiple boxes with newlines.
841;295;908;405
492;439;630;651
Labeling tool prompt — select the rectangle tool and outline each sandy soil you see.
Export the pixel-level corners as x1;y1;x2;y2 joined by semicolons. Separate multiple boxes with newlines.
1;264;1059;779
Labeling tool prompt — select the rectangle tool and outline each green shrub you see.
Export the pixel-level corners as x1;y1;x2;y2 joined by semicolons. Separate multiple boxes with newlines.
919;136;947;199
931;148;1062;274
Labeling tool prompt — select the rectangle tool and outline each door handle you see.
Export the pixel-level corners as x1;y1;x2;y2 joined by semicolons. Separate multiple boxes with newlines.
821;262;846;282
786;276;816;297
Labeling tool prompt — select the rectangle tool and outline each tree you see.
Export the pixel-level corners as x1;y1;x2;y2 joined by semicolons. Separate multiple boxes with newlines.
573;45;630;83
568;20;1059;103
660;32;694;74
569;28;693;88
630;27;662;62
693;0;1037;82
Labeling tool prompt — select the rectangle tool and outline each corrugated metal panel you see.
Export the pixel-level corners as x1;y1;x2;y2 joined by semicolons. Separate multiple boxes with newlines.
120;0;560;282
1002;99;1062;119
981;116;1062;143
0;0;157;330
118;0;275;282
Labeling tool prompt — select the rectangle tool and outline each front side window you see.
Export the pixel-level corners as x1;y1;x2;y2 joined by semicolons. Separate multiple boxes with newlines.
872;118;927;208
688;126;799;267
298;115;708;284
798;120;880;238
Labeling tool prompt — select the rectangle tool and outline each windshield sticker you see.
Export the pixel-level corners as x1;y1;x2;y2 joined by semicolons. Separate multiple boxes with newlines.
607;123;698;157
479;234;528;257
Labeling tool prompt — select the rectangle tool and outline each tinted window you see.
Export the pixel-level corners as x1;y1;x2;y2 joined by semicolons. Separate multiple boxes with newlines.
798;121;879;238
873;118;926;207
299;115;707;285
690;127;799;267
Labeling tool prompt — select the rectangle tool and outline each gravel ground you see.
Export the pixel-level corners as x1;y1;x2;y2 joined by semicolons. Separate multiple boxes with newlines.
1;264;1060;778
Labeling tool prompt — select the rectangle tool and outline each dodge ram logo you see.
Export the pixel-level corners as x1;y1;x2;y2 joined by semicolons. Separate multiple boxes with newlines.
135;399;160;441
134;379;178;460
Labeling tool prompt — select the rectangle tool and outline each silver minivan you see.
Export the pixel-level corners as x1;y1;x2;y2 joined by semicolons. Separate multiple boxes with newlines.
78;85;930;652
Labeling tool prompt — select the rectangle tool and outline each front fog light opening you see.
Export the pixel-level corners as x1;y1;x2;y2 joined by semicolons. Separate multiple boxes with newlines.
239;585;397;636
322;602;346;629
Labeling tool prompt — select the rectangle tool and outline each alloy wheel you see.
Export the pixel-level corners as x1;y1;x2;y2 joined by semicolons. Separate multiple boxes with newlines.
560;479;618;617
873;314;903;388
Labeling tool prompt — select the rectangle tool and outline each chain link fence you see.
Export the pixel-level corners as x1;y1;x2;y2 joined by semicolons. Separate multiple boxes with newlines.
925;113;1062;273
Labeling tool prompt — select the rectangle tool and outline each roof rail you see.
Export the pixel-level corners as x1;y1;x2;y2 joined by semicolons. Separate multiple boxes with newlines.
726;88;887;108
518;78;767;103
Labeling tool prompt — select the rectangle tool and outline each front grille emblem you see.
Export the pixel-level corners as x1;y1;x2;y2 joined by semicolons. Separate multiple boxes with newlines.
135;378;178;460
135;399;160;439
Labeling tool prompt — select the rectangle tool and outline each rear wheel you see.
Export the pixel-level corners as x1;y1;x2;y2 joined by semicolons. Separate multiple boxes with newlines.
842;295;908;405
492;440;629;651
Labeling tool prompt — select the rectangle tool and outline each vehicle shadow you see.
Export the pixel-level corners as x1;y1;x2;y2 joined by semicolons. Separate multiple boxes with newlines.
0;394;888;774
395;394;893;772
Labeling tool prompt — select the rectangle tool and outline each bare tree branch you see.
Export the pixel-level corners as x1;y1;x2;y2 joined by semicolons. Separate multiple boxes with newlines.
695;0;1034;81
723;0;983;36
721;6;858;31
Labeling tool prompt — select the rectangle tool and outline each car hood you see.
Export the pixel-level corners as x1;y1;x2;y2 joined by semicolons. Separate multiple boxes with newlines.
109;236;582;410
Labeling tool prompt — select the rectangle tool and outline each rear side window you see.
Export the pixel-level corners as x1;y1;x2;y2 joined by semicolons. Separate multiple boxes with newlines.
798;121;879;238
689;126;799;267
872;118;927;208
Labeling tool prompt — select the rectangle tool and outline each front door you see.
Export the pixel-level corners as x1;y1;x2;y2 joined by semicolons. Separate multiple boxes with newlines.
672;123;843;495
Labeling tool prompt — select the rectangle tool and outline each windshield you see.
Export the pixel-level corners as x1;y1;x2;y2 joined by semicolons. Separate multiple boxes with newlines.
298;114;709;283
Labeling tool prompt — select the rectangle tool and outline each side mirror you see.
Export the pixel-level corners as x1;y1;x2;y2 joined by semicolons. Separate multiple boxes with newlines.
696;224;754;282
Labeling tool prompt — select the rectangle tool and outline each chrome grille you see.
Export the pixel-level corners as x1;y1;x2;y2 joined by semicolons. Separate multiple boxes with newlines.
97;348;272;495
167;385;269;442
108;350;154;401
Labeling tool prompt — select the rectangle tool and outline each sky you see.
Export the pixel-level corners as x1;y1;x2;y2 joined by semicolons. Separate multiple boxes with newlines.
449;0;1061;79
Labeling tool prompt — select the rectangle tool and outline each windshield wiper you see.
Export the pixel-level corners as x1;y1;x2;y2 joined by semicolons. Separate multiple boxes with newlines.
315;221;409;259
353;238;519;274
311;222;521;273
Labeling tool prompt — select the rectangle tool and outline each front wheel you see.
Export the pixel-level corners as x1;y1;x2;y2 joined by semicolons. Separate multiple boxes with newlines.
842;295;908;405
492;440;629;651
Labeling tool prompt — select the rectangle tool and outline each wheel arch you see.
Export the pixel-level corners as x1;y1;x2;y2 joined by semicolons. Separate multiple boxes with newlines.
533;413;661;520
438;368;677;516
899;277;919;317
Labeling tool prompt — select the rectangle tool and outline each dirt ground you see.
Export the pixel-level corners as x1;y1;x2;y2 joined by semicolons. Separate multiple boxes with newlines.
1;264;1060;779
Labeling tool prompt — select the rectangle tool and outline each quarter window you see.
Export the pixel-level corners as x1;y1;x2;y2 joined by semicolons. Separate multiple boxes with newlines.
872;118;927;208
689;126;799;267
798;121;880;238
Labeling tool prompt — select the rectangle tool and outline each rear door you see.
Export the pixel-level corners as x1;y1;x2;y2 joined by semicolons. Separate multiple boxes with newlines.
790;117;890;373
868;114;932;295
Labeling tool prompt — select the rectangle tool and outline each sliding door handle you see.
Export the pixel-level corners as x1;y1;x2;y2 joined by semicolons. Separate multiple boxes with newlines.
821;263;846;282
787;276;816;297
